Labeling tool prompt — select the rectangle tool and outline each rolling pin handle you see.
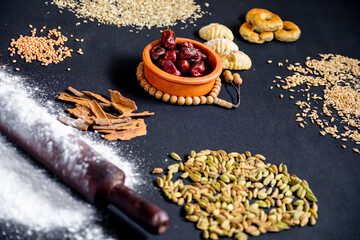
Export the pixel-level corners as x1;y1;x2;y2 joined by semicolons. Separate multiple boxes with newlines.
108;184;169;234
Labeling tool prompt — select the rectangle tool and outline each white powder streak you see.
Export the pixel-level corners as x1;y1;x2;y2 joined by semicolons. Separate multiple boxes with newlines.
0;136;90;228
0;69;141;239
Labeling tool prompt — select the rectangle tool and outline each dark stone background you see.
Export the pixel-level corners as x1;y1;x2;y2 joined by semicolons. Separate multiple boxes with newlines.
0;0;359;239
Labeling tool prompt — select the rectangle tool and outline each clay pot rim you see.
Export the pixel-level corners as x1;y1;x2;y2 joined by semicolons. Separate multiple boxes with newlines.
142;38;222;85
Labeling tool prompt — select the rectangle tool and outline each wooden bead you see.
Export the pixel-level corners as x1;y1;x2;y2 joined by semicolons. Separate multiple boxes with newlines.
209;92;217;98
143;83;150;92
149;87;157;96
214;97;233;109
155;90;163;99
140;79;147;88
177;96;185;105
200;96;207;104
206;96;214;104
170;95;178;104
162;93;170;102
192;96;200;105
233;73;243;85
185;97;193;105
223;70;233;83
136;72;144;80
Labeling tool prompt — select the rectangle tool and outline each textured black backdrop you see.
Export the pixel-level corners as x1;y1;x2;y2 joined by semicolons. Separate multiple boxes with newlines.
0;0;360;239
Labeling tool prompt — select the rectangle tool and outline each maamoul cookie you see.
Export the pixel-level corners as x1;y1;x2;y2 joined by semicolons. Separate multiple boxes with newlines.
204;38;239;55
219;50;252;70
199;23;234;41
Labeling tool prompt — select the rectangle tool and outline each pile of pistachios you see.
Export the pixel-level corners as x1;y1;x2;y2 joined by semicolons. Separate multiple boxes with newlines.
154;150;318;240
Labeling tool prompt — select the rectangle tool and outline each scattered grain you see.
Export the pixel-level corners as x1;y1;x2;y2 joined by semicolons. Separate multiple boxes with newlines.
52;0;207;30
8;26;77;66
152;168;163;174
273;54;360;154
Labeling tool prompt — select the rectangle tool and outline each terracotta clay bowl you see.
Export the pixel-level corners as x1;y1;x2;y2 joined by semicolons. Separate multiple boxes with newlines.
142;38;222;97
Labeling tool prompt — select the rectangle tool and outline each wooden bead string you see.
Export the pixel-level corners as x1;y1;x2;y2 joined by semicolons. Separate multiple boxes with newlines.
136;62;241;109
223;70;242;108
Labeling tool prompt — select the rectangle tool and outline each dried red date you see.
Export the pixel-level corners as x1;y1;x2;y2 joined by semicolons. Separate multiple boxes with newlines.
150;29;212;77
174;49;180;60
161;29;176;49
199;51;207;61
190;60;205;77
163;50;177;63
150;44;165;61
178;41;194;49
158;59;181;76
179;47;202;61
176;60;190;74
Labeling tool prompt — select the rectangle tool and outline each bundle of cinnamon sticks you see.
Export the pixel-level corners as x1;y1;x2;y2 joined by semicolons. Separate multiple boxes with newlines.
57;87;154;141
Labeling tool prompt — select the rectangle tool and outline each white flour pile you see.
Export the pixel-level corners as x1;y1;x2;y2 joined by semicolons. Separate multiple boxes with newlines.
0;69;141;239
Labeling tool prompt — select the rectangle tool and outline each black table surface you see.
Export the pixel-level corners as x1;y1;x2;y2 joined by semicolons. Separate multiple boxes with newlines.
1;0;360;240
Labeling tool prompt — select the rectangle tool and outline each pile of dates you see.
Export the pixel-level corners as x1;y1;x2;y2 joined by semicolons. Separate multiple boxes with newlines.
150;29;212;77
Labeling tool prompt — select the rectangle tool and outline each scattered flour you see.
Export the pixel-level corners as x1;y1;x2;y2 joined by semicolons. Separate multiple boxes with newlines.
0;69;142;239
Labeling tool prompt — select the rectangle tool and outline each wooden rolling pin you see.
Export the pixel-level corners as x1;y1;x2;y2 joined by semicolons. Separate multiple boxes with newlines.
0;83;169;234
